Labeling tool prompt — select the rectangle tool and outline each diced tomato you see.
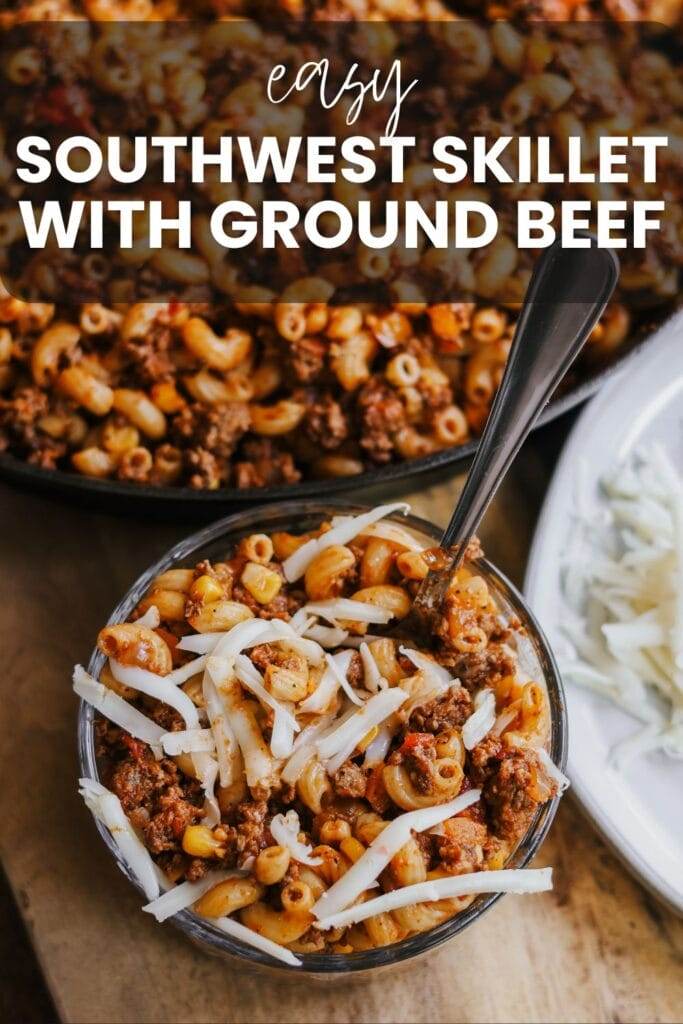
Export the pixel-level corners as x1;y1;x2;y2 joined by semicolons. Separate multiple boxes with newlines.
399;732;433;754
122;735;146;761
35;84;95;134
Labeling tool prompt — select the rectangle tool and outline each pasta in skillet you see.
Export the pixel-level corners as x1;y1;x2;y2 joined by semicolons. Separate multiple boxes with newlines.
0;6;680;489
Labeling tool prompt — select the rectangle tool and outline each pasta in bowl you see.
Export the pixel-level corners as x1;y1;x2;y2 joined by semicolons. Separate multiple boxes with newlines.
76;501;567;975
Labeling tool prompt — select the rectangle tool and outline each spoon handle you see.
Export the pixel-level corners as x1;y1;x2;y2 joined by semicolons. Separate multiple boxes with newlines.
440;238;619;554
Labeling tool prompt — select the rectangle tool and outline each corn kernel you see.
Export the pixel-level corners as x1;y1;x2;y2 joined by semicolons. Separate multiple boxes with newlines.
340;836;366;864
190;573;224;603
357;725;379;753
487;847;507;871
241;562;282;604
181;824;226;859
320;818;352;845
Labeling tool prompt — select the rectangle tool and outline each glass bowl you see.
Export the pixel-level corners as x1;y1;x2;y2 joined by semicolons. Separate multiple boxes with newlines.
77;500;567;979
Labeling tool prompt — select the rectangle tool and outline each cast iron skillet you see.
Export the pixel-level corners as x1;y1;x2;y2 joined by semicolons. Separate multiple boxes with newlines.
0;317;666;519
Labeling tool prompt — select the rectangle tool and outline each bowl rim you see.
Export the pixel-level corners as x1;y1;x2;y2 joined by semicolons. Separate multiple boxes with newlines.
77;499;568;974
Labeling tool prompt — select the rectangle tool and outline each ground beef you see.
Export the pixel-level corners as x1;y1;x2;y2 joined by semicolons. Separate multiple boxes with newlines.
408;686;472;733
287;337;326;383
435;818;488;875
119;324;174;385
249;644;278;673
231;581;292;620
463;537;484;561
108;749;176;815
333;761;367;799
469;737;541;841
555;40;630;117
0;386;48;450
438;645;516;693
305;394;348;450
234;800;270;863
149;704;185;732
293;926;327;952
143;790;204;854
156;851;209;884
105;734;206;863
233;439;301;489
403;740;437;795
173;402;250;461
389;734;439;795
357;376;407;464
26;439;67;469
185;856;210;882
185;447;222;489
94;717;122;760
413;830;437;871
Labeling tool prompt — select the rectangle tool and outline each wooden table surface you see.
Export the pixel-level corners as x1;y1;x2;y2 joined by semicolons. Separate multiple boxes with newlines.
2;423;682;1024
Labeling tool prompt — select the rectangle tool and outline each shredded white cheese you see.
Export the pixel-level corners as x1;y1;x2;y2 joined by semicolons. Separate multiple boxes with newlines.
288;608;311;634
491;705;519;737
160;728;216;756
212;619;274;661
109;659;200;730
270;708;296;759
359;642;385;693
326;652;364;706
233;654;300;733
302;598;394;626
208;660;276;792
212;914;301;967
305;624;349;648
73;666;164;753
362;721;395;767
357;520;427;551
166;655;209;687
186;618;324;668
299;649;353;715
561;444;683;763
202;671;240;789
269;810;322;866
79;778;163;901
142;869;243;922
265;621;325;665
136;605;160;629
317;687;408;763
283;503;409;582
311;788;481;920
280;715;335;785
400;674;452;718
537;747;571;793
399;646;453;687
192;749;221;829
176;632;223;655
343;633;385;648
314;868;553;931
462;690;497;750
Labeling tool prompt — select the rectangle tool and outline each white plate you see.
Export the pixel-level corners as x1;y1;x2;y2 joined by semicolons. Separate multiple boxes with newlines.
524;310;683;915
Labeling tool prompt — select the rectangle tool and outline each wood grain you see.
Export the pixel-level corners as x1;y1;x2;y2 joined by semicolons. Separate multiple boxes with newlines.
1;435;681;1024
